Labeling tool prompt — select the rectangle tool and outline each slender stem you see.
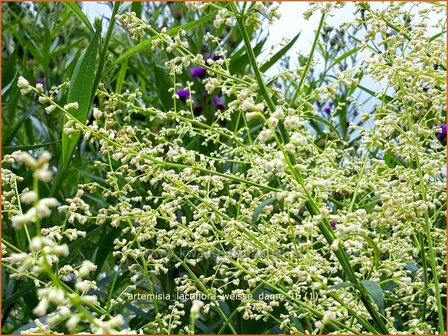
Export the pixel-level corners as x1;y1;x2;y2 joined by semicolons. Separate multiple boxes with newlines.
290;13;325;105
398;77;445;334
229;5;389;333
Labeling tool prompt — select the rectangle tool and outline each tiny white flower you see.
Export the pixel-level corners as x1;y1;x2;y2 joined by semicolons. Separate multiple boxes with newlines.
45;105;56;114
36;83;44;93
11;208;37;229
322;310;336;324
191;299;204;315
20;191;38;204
38;96;49;104
246;112;261;122
33;298;49;316
18;152;37;169
79;260;97;278
63;102;79;110
284;115;300;130
35;169;53;182
17;76;30;89
93;108;103;119
259;129;273;143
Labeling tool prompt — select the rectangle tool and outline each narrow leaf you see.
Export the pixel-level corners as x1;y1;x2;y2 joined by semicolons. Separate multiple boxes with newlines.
347;233;381;267
251;197;277;224
105;11;218;74
2;107;37;146
330;47;359;68
330;282;354;290
63;2;94;34
358;84;393;103
3;141;61;155
260;32;301;73
131;2;142;19
115;59;128;93
61;28;100;169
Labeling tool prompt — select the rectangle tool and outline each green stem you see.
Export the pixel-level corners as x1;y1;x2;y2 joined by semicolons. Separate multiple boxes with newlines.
92;2;121;97
290;13;325;105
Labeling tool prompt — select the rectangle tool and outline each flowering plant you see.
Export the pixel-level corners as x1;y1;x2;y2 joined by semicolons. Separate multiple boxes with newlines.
2;2;446;334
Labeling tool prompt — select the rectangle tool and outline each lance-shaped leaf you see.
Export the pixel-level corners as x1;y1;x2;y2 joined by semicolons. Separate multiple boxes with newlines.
60;28;100;172
50;27;101;196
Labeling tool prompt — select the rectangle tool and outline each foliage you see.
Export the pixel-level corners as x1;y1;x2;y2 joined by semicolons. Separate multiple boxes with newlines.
2;2;446;334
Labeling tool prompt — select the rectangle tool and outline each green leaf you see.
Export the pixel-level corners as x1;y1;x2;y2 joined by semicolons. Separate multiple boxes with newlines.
63;2;94;34
2;106;37;146
260;32;301;73
61;27;101;170
3;141;61;155
230;36;267;74
251;197;277;224
131;2;142;19
105;10;218;75
346;233;381;268
358;84;393;103
360;280;385;314
302;113;342;139
384;149;407;168
330;281;354;290
115;59;128;93
93;227;121;278
3;224;105;308
330;47;359;69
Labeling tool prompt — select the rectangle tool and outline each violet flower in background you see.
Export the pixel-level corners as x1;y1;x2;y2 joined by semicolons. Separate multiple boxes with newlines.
323;102;333;114
206;52;225;64
213;96;225;111
36;76;45;85
330;221;336;228
176;88;190;101
436;123;446;139
194;100;203;114
190;66;207;79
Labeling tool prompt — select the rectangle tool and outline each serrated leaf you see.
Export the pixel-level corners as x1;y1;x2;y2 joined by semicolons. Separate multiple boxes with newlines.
260;31;301;73
360;280;385;314
251;197;277;224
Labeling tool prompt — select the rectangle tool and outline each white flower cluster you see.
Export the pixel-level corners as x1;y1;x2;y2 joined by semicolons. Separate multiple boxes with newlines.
3;2;446;334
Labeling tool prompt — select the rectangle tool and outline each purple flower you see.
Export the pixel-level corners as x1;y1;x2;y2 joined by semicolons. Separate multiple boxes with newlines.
436;123;446;139
206;52;225;65
323;102;333;114
213;96;225;111
176;89;190;101
36;77;45;85
330;221;336;228
190;66;207;79
194;100;203;114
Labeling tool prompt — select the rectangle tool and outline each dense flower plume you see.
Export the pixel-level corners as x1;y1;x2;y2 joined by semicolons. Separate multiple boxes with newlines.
1;2;446;334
